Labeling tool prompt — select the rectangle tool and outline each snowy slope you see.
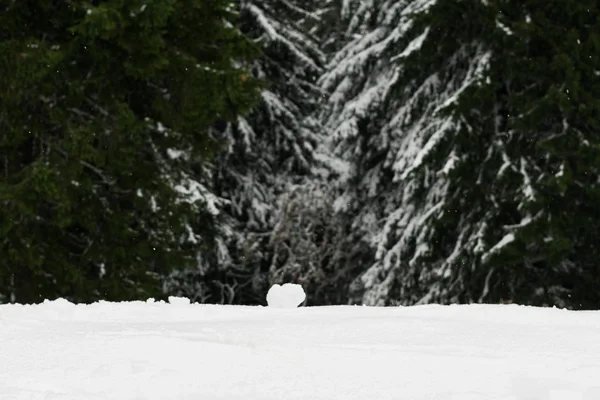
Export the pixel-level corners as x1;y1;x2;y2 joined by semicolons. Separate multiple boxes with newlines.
1;300;600;400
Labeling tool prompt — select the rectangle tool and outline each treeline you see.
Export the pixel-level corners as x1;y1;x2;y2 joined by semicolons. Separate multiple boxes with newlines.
1;0;598;309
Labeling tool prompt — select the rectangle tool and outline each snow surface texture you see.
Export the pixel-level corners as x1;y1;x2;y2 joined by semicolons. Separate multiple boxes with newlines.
1;300;600;400
266;283;306;308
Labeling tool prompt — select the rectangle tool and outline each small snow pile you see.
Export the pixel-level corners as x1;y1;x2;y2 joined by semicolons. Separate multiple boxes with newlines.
266;283;306;308
168;296;190;305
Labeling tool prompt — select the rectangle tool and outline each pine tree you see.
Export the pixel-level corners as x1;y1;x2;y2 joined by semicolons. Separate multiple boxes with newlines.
321;0;600;308
166;0;327;304
0;0;259;303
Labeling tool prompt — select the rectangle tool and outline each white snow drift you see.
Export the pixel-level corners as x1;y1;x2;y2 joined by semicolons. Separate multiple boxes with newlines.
1;300;600;400
266;283;306;308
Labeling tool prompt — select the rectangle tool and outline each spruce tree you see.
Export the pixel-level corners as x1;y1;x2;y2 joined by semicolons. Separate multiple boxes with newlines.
0;0;259;303
321;0;600;308
320;0;468;306
484;0;600;308
166;0;326;304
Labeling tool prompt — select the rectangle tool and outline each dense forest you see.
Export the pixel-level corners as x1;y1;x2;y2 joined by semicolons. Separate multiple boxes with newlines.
1;0;599;309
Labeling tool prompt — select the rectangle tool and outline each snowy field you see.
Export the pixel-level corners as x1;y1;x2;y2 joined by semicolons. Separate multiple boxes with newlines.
2;299;600;400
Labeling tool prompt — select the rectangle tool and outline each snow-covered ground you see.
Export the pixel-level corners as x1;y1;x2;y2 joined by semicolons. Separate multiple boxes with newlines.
1;299;600;400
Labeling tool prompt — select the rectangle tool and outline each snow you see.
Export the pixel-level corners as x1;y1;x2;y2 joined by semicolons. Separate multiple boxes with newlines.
1;301;600;400
441;151;459;175
391;28;430;61
266;283;306;308
520;157;536;201
166;148;186;160
482;232;516;263
245;3;320;70
172;176;221;216
496;19;513;35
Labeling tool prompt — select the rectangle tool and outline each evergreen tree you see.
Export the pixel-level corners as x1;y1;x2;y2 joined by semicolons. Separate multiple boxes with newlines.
321;0;600;308
320;0;464;306
166;0;326;304
483;0;600;308
0;0;259;303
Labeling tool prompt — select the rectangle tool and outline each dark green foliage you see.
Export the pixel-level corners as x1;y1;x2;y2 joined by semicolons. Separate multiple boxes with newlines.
166;0;326;305
408;0;600;308
322;0;600;309
482;0;600;308
0;0;259;303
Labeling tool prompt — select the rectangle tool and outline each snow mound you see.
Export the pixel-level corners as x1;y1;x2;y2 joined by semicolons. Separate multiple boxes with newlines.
168;296;190;305
266;283;306;308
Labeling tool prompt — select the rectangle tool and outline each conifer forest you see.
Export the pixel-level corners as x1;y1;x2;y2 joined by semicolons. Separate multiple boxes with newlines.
1;0;599;309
